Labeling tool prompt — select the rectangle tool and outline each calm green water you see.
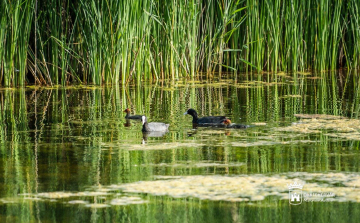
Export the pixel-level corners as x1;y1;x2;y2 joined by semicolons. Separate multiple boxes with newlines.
0;72;360;222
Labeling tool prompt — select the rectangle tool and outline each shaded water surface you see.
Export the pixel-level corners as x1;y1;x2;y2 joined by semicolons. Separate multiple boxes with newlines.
0;72;360;222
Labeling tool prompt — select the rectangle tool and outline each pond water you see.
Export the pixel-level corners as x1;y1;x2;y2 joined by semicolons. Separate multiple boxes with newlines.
0;72;360;222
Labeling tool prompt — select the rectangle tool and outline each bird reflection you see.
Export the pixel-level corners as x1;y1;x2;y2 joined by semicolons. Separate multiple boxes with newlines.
188;120;249;137
142;131;168;144
123;119;131;127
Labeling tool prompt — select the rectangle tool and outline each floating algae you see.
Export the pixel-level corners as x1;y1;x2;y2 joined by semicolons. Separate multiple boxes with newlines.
141;161;245;168
276;116;360;134
297;71;312;75
193;162;245;168
103;142;206;151
0;198;22;204
294;114;348;120
15;173;360;205
35;191;109;199
110;196;148;205
231;139;316;147
105;173;360;202
85;204;110;208
18;191;148;208
251;122;267;126
324;132;360;141
68;200;89;204
240;80;284;86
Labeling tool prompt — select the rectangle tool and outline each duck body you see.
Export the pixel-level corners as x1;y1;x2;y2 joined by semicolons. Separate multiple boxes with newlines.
223;119;249;129
124;108;143;120
184;108;227;124
141;116;170;132
194;123;227;128
226;123;250;129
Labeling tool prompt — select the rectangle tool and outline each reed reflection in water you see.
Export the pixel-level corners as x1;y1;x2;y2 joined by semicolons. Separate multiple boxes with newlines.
0;72;360;222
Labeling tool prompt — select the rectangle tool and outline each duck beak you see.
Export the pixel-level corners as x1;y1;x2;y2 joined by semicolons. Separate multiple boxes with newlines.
183;111;188;115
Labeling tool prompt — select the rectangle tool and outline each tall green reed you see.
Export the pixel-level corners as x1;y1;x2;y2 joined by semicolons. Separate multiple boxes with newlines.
1;0;360;86
1;0;34;86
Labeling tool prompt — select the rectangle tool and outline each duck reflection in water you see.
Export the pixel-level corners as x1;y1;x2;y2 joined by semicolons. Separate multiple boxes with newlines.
124;119;131;127
193;119;249;129
142;131;168;144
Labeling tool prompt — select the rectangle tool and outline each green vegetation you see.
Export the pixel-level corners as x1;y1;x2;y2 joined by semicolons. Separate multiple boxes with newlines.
1;0;360;86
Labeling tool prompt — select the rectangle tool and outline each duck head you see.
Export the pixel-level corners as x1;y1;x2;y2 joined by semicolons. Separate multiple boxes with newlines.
183;108;198;117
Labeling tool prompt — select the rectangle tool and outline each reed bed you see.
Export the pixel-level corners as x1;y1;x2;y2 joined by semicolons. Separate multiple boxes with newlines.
1;0;360;86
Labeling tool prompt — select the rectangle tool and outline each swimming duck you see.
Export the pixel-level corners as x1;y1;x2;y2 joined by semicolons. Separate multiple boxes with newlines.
124;108;143;120
184;108;227;124
222;119;249;129
141;116;170;132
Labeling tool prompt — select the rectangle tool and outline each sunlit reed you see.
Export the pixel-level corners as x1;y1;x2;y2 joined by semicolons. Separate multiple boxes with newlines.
0;0;359;86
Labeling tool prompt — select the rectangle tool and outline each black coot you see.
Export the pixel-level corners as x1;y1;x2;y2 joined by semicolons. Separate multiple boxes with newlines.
124;108;143;119
223;119;249;129
184;108;227;124
141;116;170;132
